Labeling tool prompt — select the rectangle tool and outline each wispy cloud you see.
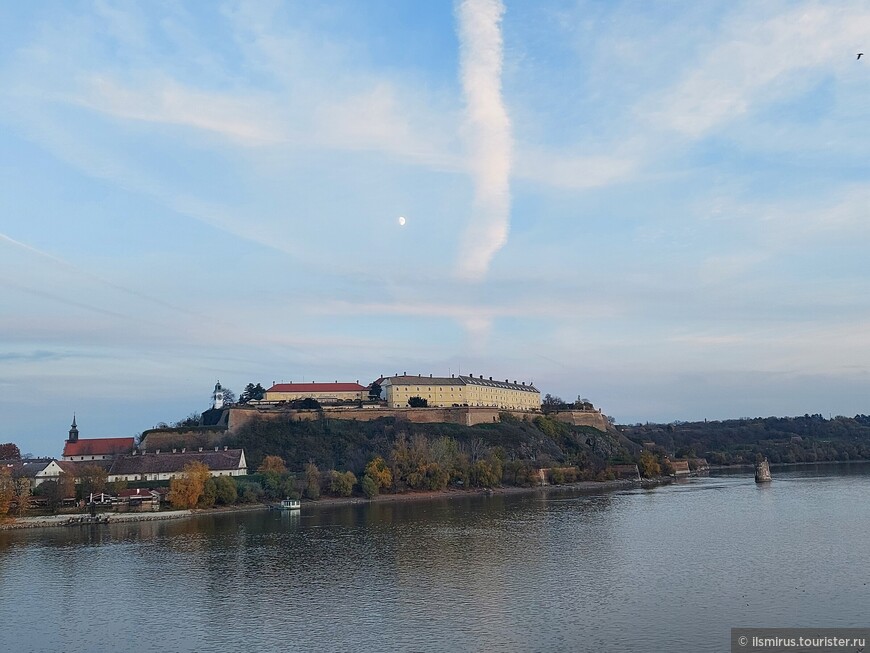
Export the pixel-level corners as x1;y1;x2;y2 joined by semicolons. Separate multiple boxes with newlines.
74;74;281;146
644;4;870;137
455;0;512;280
515;148;637;190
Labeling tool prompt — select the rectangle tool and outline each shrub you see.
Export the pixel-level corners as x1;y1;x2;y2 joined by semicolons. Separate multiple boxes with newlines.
361;475;378;499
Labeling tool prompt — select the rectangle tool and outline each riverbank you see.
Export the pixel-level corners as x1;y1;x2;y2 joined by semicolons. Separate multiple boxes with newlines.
0;503;268;530
1;477;671;530
305;476;673;510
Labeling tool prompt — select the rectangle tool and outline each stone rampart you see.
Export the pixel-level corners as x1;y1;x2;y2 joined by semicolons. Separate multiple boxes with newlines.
549;410;609;432
224;405;584;430
139;427;226;451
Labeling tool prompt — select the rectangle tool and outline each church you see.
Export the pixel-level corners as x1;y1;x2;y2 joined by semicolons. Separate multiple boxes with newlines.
61;416;135;462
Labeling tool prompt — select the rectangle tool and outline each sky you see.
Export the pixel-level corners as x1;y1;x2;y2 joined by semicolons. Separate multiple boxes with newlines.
2;0;869;456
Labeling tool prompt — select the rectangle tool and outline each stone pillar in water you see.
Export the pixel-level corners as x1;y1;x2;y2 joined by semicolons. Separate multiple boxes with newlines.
755;458;772;483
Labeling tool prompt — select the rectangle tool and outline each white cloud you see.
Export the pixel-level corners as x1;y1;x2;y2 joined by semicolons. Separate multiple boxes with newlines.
455;0;512;280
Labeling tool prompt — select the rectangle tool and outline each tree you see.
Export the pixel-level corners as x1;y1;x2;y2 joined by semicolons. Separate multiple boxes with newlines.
542;394;566;413
14;478;30;516
638;451;661;478
222;388;236;405
364;456;392;492
361;474;379;499
408;396;428;408
304;462;321;500
38;480;63;513
240;383;266;403
199;478;217;508
0;443;21;459
291;397;321;410
0;467;15;516
214;476;238;505
329;470;356;497
258;455;287;474
172;413;201;428
469;460;499;488
57;472;76;503
368;382;382;401
79;465;108;498
574;396;594;410
168;461;211;509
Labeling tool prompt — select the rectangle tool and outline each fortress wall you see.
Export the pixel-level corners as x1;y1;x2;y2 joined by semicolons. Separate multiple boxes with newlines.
225;406;554;430
139;428;226;450
549;410;609;432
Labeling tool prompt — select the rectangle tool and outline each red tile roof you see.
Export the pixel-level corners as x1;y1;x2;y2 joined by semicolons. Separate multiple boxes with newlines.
267;382;366;393
62;437;134;458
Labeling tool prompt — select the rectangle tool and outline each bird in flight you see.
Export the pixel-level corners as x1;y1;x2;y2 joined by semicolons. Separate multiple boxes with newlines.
859;52;864;60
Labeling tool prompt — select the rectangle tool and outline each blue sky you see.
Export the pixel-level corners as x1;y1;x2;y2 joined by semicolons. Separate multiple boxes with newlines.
2;0;869;456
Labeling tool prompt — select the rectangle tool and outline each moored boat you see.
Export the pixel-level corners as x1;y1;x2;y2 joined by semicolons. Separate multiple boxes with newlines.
272;498;301;511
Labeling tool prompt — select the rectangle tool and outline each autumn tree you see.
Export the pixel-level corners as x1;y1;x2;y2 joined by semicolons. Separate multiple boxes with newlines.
0;467;14;517
469;459;500;488
258;455;287;474
168;461;211;509
364;456;393;492
0;443;21;459
14;478;30;516
58;472;76;502
638;451;661;478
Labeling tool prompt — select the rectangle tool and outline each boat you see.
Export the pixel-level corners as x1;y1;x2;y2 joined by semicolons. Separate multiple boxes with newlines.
272;498;301;511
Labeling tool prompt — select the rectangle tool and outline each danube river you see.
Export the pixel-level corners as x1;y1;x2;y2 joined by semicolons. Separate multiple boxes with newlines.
2;464;869;652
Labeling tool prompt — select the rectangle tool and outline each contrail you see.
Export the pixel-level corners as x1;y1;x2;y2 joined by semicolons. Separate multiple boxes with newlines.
456;0;512;280
0;231;207;321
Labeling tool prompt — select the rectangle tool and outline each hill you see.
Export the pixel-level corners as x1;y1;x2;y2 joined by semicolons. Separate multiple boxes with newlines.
221;412;641;479
618;414;870;465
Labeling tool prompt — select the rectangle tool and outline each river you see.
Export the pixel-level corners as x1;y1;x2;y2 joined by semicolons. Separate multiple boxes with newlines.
2;463;869;652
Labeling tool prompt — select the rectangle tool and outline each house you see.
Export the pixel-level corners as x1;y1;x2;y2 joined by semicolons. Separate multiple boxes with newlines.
0;458;67;488
264;381;368;404
670;459;691;476
380;374;541;411
61;416;134;461
611;464;641;481
116;488;161;511
106;447;247;483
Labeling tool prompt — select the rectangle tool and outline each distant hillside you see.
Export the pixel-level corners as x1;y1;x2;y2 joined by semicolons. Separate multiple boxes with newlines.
222;413;640;475
618;414;870;465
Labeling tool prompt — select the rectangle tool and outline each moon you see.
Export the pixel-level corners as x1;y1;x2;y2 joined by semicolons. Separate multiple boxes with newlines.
398;216;406;226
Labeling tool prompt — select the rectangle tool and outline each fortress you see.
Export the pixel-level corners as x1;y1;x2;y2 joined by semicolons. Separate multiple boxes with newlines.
139;375;608;451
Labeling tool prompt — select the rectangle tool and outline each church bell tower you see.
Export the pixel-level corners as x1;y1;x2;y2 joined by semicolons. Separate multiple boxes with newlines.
68;415;79;443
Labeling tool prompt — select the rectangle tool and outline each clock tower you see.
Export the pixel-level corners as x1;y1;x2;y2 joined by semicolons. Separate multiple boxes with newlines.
212;381;224;410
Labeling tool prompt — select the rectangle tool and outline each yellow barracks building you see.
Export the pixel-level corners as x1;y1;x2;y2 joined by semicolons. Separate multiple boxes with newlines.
380;374;540;411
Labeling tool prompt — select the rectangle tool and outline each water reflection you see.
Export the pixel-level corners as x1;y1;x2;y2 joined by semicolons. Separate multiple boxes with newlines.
2;465;870;652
